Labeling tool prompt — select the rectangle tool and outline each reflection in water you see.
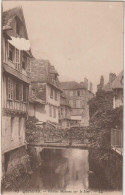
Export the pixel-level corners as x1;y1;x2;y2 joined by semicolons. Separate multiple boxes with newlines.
39;148;89;191
19;147;117;192
63;149;89;190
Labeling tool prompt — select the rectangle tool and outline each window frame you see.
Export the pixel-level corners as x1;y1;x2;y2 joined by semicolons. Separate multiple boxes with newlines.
7;77;13;100
55;90;57;101
11;117;14;140
15;48;21;71
18;117;22;137
23;85;28;103
76;99;81;108
53;106;56;118
49;105;52;117
8;43;15;62
16;19;20;35
50;87;53;99
77;90;80;96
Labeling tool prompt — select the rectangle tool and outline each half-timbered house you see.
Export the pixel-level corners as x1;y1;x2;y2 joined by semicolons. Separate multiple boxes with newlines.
2;7;32;176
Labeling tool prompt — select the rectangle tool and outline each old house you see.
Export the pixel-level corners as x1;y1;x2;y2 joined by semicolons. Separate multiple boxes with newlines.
111;70;123;109
96;72;123;155
96;73;121;110
28;85;46;123
61;79;94;127
2;7;32;176
59;92;71;129
28;58;62;125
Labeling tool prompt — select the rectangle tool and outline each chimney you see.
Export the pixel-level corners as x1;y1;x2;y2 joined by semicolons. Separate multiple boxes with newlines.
89;82;93;92
109;73;116;83
84;78;88;90
100;76;104;87
97;76;104;91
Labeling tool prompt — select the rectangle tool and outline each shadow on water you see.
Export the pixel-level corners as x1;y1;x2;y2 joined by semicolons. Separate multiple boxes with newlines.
18;147;122;192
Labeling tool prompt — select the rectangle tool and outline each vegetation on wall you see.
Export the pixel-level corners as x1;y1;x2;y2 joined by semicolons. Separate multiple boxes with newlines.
88;90;123;190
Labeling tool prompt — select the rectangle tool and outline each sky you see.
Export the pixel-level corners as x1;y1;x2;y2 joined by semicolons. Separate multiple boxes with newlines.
3;1;124;92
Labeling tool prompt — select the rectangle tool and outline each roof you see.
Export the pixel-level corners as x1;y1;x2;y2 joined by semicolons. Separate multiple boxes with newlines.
111;70;123;89
3;7;28;39
30;58;62;91
3;63;31;84
3;7;22;25
50;65;59;75
29;96;45;105
61;81;86;90
103;82;113;92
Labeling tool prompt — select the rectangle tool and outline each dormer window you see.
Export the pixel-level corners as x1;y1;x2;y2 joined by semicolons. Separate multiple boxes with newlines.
15;17;20;35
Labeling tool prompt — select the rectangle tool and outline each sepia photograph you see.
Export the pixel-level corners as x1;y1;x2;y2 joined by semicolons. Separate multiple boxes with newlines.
1;0;124;194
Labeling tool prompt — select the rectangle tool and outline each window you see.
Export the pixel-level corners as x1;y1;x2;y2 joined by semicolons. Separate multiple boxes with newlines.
19;83;23;101
55;91;57;101
73;100;76;108
69;90;73;96
16;20;20;35
50;87;53;99
61;108;63;116
7;77;13;100
15;81;23;101
53;106;56;118
15;81;20;100
27;58;31;72
23;85;28;102
77;91;80;96
65;108;67;117
76;100;81;108
69;100;73;108
19;118;22;137
22;53;27;70
15;49;20;71
8;44;14;62
49;105;52;117
11;117;14;140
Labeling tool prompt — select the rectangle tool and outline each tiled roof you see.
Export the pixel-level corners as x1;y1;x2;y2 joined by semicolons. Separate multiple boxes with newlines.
111;70;123;89
50;65;59;75
3;7;22;27
3;7;28;39
103;82;113;92
29;96;45;105
61;81;86;90
30;58;62;91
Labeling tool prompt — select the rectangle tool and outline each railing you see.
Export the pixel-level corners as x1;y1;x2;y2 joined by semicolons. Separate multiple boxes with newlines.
6;100;27;112
111;129;123;155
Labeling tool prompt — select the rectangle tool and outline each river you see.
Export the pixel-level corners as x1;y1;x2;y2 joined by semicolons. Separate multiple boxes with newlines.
19;147;121;193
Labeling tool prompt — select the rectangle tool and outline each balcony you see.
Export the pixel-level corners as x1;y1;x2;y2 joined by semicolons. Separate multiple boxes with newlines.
111;129;123;155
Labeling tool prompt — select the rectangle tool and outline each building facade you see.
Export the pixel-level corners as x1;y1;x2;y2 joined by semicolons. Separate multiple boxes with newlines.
111;70;123;109
97;72;123;109
61;79;94;127
59;92;71;129
29;58;62;124
2;7;32;176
